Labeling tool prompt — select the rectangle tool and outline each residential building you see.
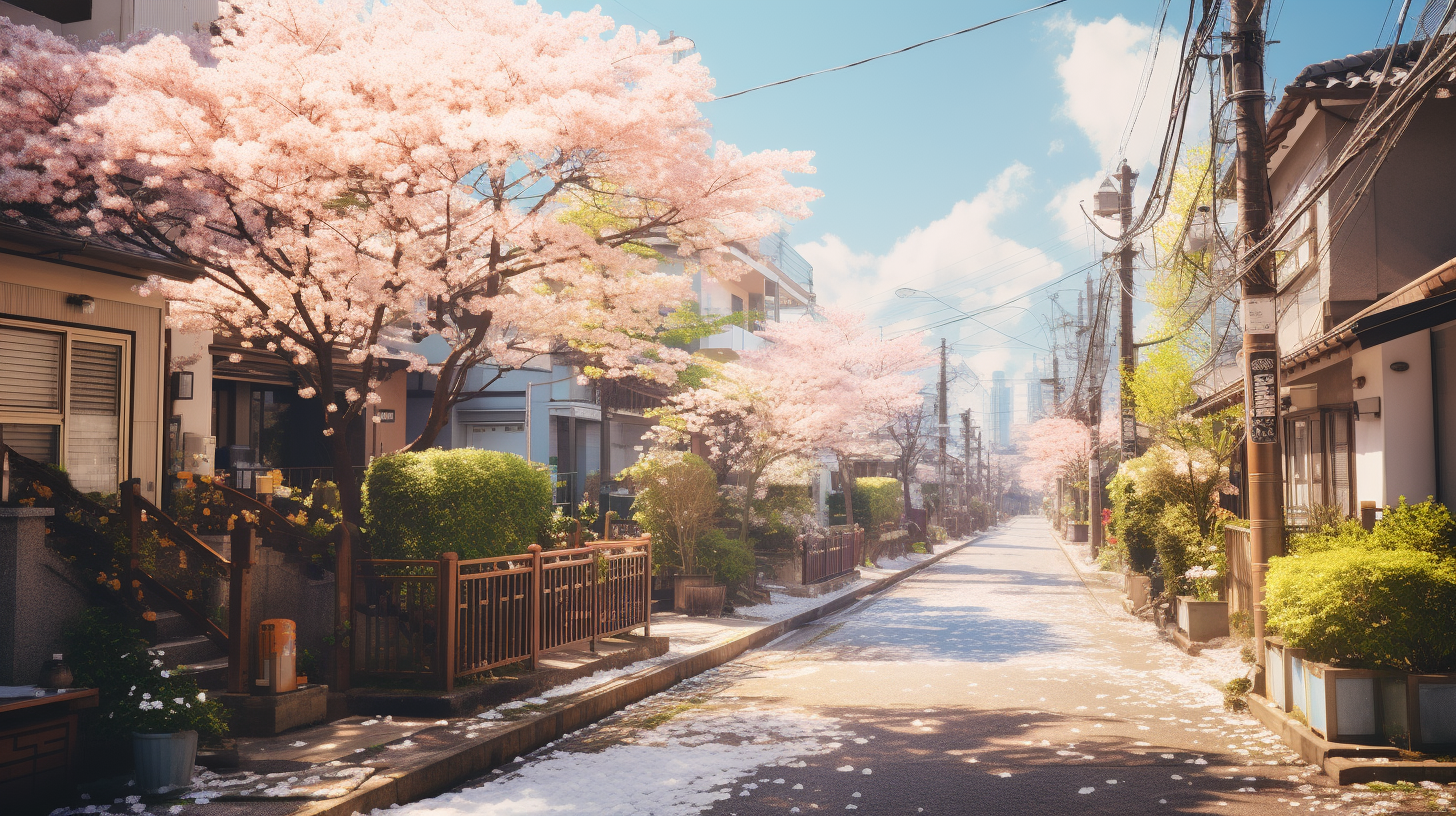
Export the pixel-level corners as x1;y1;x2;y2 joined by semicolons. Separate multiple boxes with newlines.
0;221;198;504
1195;35;1456;522
0;0;219;40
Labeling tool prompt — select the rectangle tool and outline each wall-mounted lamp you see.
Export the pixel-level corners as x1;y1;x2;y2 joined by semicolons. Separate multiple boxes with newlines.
1353;376;1367;389
65;293;95;314
170;371;194;400
1390;361;1411;372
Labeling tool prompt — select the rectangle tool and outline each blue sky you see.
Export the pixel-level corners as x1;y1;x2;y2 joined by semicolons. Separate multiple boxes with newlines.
541;0;1405;415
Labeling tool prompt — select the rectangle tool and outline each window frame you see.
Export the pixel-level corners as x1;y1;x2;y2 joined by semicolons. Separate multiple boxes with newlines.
0;317;132;488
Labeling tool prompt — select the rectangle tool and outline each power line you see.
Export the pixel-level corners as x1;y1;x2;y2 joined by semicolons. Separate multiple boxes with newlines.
713;0;1074;101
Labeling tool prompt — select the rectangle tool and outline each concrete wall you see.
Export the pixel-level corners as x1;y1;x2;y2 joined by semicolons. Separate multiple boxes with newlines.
0;509;89;685
1350;331;1438;508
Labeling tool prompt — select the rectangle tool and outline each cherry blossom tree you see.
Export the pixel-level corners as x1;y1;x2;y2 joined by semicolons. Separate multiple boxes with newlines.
0;0;816;522
752;309;931;527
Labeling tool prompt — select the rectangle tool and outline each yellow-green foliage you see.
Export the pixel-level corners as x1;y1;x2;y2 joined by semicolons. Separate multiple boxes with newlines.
362;449;551;560
624;451;719;574
829;477;903;529
1266;546;1456;672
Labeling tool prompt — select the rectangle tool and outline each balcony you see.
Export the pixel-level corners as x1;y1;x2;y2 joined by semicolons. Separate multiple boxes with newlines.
697;324;768;361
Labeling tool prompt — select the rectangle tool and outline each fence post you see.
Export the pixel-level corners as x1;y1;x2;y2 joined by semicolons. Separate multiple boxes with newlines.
1;449;9;502
123;480;141;592
333;522;354;692
643;535;652;638
438;552;459;692
528;544;542;671
226;522;254;695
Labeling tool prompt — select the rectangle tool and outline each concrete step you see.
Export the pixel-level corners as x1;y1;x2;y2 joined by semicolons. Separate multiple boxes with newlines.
154;635;226;668
177;656;229;691
140;610;196;643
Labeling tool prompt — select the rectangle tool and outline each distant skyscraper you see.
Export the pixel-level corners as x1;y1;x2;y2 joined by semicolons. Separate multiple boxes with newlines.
1026;355;1046;423
986;371;1012;449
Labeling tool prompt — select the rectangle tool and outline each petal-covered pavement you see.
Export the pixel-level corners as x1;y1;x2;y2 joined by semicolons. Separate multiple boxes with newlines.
390;518;1439;815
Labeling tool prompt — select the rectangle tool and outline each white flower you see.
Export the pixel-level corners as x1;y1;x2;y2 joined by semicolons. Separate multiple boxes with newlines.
197;692;207;702
141;693;151;700
298;386;317;399
173;697;185;705
228;353;242;363
160;670;170;678
323;428;335;436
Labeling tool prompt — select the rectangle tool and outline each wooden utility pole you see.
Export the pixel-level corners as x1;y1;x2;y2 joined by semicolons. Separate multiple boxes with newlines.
937;338;949;523
962;410;972;527
1086;275;1104;554
1115;161;1139;461
1230;0;1283;694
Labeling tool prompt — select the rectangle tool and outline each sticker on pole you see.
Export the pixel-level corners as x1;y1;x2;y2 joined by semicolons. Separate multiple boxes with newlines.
1247;350;1278;443
1242;297;1276;334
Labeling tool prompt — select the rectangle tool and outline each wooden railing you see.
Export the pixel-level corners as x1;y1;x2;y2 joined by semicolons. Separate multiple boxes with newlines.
353;537;653;690
1224;524;1253;615
804;527;862;585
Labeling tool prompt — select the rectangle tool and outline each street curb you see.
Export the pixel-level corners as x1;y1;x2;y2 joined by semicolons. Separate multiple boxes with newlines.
292;533;985;816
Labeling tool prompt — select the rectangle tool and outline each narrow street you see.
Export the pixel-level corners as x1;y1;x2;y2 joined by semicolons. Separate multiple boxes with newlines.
392;518;1420;816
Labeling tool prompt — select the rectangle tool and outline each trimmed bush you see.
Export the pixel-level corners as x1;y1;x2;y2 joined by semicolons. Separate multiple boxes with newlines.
623;451;719;574
1266;546;1456;672
828;477;903;529
362;449;551;560
697;528;754;584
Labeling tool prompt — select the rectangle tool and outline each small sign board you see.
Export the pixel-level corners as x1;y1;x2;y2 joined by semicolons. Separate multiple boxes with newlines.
1247;350;1279;443
1121;409;1137;455
1242;297;1276;335
375;408;396;423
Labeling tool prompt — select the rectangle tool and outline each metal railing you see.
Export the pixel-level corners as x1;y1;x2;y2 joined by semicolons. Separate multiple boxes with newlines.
803;527;862;585
1224;524;1253;615
353;537;652;689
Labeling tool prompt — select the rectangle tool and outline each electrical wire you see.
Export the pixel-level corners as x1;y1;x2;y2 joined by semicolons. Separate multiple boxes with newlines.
713;0;1073;100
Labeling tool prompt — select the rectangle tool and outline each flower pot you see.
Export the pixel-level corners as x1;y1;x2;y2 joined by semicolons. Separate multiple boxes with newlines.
133;730;198;793
672;573;714;613
1066;523;1088;543
1174;596;1229;643
679;584;727;617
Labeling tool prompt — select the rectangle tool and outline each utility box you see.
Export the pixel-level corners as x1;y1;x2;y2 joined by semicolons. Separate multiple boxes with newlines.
254;619;297;695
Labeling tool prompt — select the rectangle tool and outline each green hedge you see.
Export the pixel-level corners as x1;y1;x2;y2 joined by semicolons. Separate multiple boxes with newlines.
362;449;551;560
827;477;903;529
1266;546;1456;672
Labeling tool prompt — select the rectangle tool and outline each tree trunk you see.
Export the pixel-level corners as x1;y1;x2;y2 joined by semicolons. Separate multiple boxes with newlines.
328;426;363;531
739;470;759;551
838;455;855;527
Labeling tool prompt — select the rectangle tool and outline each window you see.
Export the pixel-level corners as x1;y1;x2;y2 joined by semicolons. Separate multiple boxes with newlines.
0;321;129;496
1284;408;1353;523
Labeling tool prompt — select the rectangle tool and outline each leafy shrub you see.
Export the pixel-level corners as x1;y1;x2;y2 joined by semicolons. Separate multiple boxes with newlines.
1223;677;1252;711
1266;546;1456;672
362;449;551;560
64;608;227;739
1153;503;1203;593
696;529;754;584
1107;475;1158;574
623;451;719;573
828;477;903;529
1373;497;1456;558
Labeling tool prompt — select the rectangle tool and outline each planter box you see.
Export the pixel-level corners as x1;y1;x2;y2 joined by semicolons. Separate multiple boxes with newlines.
679;584;726;617
1300;661;1405;744
671;574;714;614
1175;597;1228;643
1066;523;1088;543
1123;574;1151;611
1407;674;1456;750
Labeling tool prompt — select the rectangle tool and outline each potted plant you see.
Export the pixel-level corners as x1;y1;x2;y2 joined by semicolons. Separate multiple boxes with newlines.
64;609;228;793
1175;565;1229;643
622;452;726;615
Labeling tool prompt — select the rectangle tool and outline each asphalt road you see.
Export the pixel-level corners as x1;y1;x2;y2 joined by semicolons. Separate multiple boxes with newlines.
397;517;1434;816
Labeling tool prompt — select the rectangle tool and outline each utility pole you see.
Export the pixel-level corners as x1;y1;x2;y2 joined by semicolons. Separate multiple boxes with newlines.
937;338;949;526
1230;0;1283;695
1115;161;1139;462
962;410;972;529
1086;275;1105;554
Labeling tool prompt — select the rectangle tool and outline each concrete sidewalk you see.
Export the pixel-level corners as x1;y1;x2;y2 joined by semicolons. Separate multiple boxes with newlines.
58;538;978;816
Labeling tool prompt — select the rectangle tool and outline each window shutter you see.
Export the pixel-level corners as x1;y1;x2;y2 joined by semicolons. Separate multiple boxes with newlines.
69;341;122;415
0;424;59;464
0;326;62;411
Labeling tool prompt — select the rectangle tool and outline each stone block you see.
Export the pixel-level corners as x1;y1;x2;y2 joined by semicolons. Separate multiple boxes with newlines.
0;508;88;685
219;684;329;736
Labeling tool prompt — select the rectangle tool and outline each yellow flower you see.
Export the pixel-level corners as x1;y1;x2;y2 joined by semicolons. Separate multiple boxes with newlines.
131;579;141;589
34;484;52;499
202;507;211;516
96;573;107;584
108;579;121;591
142;610;157;622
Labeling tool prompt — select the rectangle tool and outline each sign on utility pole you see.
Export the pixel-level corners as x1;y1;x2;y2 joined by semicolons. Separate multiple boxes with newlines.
1230;0;1284;695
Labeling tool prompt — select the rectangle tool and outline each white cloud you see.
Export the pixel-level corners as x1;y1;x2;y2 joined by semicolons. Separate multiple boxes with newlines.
1047;171;1106;235
1048;139;1065;155
1052;15;1181;169
796;164;1069;396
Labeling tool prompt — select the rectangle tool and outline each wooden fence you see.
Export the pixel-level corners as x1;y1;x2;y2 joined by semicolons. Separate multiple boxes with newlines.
352;537;652;690
803;527;862;585
1224;524;1253;615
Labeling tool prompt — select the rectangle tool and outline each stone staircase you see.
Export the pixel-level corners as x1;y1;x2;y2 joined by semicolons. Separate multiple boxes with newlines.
143;609;229;690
